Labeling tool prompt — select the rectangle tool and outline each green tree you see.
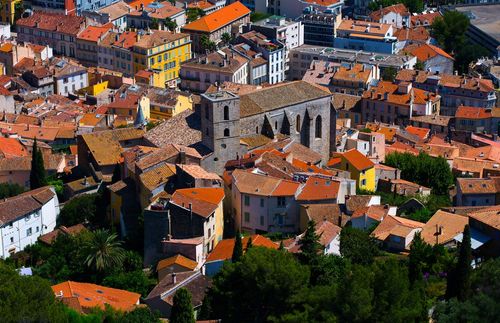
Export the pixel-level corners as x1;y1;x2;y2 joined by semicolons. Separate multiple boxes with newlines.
408;232;433;284
414;60;425;71
221;32;232;45
30;138;48;190
446;225;472;301
453;41;489;74
431;11;469;54
164;17;178;32
149;18;159;30
372;259;427;322
208;248;309;322
338;263;374;322
384;152;453;195
186;8;204;22
434;258;500;322
232;230;243;262
83;229;125;273
0;182;24;198
170;288;195;323
339;226;378;265
298;220;322;265
200;35;216;51
403;0;424;13
0;262;67;321
103;270;155;297
58;193;98;226
121;307;161;323
381;67;397;82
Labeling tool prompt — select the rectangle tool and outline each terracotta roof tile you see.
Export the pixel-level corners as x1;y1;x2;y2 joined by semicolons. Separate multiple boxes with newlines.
455;106;492;119
340;148;374;171
80;128;145;166
468;204;500;230
420;210;468;245
457;177;498;194
38;224;86;245
170;188;224;218
52;281;140;312
0;187;55;226
405;125;430;140
394;26;430;42
134;30;188;49
77;24;113;43
139;163;176;191
0;137;29;158
410;11;442;27
17;12;85;36
232;169;299;196
206;234;277;262
296;176;340;201
182;1;250;33
146;271;211;308
157;254;198;271
370;3;409;21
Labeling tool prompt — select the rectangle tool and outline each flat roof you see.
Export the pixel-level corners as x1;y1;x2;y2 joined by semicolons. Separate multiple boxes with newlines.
291;44;415;67
456;4;500;42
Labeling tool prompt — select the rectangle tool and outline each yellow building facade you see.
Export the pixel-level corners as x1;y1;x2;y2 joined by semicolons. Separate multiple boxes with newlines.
1;0;21;25
132;30;191;88
336;149;376;192
149;92;193;120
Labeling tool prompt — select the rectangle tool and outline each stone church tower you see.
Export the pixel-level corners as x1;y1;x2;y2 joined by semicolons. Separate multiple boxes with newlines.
200;91;243;174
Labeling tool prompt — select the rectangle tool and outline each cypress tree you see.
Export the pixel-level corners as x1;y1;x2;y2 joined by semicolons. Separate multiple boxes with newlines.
446;225;472;300
170;288;195;323
232;230;243;262
278;240;285;251
246;237;253;249
111;163;121;184
298;220;322;264
29;138;47;190
456;225;472;301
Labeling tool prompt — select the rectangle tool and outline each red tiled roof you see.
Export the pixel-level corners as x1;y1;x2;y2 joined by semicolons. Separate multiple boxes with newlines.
410;11;441;27
157;254;198;271
182;1;250;33
386;141;419;155
455;106;492;119
77;24;113;42
112;31;137;49
370;3;409;22
296;176;340;201
342;148;374;171
404;43;453;61
170;188;224;218
17;12;85;36
405;125;430;140
52;281;140;312
0;137;29;158
206;234;278;262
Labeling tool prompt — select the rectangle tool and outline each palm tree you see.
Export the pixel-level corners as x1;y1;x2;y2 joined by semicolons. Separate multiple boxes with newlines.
84;229;125;272
221;32;232;45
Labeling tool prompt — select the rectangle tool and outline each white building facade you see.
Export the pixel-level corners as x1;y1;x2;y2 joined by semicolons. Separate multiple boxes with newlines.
0;187;59;259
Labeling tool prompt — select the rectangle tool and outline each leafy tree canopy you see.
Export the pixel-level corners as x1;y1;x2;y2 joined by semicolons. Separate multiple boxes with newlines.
0;182;24;199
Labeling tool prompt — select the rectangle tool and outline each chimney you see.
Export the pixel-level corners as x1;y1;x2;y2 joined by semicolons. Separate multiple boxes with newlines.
172;273;177;285
179;149;186;164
